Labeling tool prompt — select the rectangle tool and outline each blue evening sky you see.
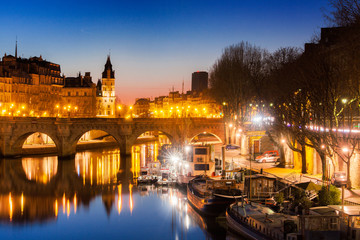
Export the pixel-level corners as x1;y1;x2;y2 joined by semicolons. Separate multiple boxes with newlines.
0;0;330;104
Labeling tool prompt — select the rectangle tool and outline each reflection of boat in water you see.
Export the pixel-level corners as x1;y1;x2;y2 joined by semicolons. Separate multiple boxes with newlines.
156;168;176;186
187;176;242;217
226;202;298;240
186;202;228;239
137;162;161;184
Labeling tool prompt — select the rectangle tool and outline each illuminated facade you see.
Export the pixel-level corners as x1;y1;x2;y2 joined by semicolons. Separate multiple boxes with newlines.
0;52;119;118
62;72;97;117
0;54;64;117
133;90;221;118
97;56;116;117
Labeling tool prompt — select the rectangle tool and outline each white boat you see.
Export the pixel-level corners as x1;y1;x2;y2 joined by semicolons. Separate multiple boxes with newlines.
157;168;176;185
137;167;158;184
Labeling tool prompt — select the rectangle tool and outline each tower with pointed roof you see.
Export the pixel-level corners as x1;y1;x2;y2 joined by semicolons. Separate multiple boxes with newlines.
97;55;116;117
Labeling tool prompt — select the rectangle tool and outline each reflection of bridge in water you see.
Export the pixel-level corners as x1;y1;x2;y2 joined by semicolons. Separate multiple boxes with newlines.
0;149;136;223
0;117;224;159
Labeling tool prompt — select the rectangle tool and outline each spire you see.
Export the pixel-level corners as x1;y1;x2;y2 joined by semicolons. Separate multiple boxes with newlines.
105;55;112;68
102;55;114;78
15;37;17;58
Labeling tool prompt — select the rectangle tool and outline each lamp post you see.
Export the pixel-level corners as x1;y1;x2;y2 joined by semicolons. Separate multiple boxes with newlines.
228;123;233;144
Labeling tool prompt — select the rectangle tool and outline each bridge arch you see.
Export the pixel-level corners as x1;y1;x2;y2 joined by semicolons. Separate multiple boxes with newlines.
67;129;123;156
127;128;175;150
10;131;61;157
188;131;224;145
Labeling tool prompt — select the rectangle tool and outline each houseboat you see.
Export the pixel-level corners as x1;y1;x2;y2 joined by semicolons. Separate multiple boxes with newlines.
187;175;242;217
226;201;298;240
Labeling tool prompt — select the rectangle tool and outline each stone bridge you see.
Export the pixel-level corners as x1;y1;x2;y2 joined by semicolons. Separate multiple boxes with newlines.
0;117;225;159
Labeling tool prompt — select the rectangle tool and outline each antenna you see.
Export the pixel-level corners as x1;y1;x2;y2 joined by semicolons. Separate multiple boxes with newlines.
182;78;184;94
15;36;18;58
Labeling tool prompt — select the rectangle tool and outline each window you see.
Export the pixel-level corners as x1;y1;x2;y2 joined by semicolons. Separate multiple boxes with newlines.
68;92;70;96
196;157;204;163
195;148;207;155
76;92;79;96
84;92;87;96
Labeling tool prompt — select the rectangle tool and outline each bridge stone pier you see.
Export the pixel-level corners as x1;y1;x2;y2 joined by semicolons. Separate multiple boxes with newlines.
0;117;225;159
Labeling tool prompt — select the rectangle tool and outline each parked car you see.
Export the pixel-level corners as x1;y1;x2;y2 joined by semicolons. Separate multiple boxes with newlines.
255;151;280;163
256;150;279;159
331;172;347;187
265;197;277;207
225;144;240;151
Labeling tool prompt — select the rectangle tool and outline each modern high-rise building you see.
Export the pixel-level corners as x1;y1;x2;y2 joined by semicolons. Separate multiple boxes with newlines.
191;71;208;92
96;56;116;117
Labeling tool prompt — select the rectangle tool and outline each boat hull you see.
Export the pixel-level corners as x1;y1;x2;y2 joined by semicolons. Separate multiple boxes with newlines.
137;178;158;184
187;184;237;217
226;207;269;240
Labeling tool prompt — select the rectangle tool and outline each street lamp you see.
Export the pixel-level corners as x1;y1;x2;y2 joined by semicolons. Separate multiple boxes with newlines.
228;123;233;144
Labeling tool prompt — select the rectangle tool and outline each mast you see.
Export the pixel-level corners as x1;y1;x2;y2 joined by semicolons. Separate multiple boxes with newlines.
15;37;18;58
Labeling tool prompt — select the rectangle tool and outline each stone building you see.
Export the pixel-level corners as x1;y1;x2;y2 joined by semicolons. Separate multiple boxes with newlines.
96;56;116;117
62;72;97;117
133;90;220;118
0;54;64;116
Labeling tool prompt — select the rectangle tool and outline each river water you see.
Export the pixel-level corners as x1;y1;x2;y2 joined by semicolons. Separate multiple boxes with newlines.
0;147;244;240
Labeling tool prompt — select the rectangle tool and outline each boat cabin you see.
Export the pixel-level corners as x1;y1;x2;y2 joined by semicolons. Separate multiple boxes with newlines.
244;174;277;200
328;205;360;239
183;146;215;176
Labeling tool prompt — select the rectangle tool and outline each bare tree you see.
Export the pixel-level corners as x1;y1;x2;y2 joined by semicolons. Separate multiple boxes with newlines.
326;0;360;27
209;41;268;125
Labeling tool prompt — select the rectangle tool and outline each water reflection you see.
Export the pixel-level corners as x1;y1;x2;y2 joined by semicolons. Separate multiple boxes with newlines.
0;148;238;239
74;149;121;185
132;141;161;178
22;156;58;183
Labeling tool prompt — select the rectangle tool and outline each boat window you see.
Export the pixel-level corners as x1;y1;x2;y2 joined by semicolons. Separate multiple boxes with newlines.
195;148;207;155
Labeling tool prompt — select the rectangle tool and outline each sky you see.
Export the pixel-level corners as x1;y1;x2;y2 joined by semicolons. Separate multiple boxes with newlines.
0;0;331;104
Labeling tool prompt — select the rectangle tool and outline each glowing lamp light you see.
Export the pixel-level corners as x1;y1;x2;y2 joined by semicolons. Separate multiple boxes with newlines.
342;98;348;104
281;139;286;143
342;147;349;153
185;146;191;153
229;123;233;128
171;155;180;163
321;144;326;149
253;116;262;123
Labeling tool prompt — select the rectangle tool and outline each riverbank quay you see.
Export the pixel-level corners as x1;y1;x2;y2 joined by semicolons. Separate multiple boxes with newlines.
219;149;360;206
